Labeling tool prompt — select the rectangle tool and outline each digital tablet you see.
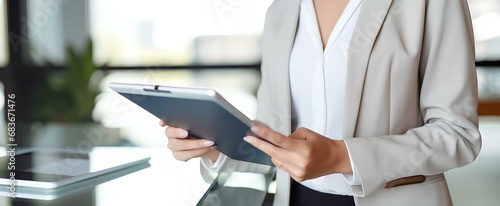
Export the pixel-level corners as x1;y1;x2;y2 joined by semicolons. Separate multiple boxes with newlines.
109;82;272;166
0;148;150;189
0;159;150;200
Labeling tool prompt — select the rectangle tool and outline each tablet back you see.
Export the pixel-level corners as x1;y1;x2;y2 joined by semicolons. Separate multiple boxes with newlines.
110;83;272;166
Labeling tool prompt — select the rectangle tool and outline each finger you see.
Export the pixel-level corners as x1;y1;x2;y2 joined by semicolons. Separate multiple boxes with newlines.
172;147;214;162
271;158;285;169
250;124;297;150
271;157;302;178
165;126;189;139
159;120;168;127
290;174;307;183
168;138;215;151
289;127;313;140
272;158;302;181
244;136;293;163
280;163;307;182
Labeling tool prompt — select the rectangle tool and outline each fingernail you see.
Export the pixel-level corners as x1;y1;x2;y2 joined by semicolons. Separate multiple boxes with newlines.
210;146;218;150
178;130;188;137
251;126;261;134
243;136;253;144
203;141;215;147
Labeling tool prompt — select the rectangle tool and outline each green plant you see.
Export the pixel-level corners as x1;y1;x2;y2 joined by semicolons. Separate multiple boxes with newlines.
34;39;104;122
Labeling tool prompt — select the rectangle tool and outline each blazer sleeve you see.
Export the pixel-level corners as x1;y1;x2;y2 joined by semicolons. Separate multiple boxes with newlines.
343;0;482;197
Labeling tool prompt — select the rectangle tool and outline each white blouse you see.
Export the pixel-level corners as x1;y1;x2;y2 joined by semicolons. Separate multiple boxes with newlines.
289;0;363;195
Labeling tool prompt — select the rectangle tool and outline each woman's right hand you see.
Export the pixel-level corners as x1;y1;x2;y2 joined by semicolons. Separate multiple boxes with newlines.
160;120;220;162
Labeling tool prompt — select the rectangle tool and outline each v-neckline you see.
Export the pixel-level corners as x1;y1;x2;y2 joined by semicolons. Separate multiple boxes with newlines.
304;0;362;54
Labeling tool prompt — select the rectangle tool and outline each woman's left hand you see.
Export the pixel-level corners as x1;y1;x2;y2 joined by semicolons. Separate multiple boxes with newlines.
243;123;352;182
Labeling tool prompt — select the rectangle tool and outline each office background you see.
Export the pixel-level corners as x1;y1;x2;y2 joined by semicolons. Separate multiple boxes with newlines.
0;0;499;205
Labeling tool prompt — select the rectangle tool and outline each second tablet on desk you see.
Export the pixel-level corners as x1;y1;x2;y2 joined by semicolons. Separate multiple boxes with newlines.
109;82;272;166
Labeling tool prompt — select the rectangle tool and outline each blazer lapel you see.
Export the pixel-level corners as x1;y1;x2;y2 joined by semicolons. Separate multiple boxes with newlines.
343;0;394;139
266;1;300;205
266;0;301;135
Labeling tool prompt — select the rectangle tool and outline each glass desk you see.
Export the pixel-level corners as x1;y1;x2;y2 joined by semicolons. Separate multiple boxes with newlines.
0;147;275;206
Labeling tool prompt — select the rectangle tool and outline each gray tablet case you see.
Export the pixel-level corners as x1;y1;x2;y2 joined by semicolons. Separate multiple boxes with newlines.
109;83;272;166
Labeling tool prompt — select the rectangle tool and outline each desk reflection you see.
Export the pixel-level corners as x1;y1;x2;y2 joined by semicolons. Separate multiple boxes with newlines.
0;148;275;206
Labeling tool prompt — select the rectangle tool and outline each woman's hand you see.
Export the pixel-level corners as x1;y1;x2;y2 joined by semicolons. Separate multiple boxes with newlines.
160;120;220;162
243;123;352;182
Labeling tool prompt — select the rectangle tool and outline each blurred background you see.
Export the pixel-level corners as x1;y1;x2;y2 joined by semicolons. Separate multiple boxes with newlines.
0;0;498;205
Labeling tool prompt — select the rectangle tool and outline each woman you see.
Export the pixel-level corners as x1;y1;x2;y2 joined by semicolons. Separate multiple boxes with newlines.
161;0;481;205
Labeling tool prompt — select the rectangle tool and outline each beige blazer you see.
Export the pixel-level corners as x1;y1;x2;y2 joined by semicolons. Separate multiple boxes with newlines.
254;0;482;205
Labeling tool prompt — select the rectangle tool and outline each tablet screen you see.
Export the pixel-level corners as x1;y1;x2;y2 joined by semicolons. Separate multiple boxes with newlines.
0;151;90;182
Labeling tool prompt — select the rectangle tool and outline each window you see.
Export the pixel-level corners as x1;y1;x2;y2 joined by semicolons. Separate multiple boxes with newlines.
89;0;273;66
21;1;500;66
26;0;86;65
470;0;500;61
469;0;500;102
0;0;7;66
